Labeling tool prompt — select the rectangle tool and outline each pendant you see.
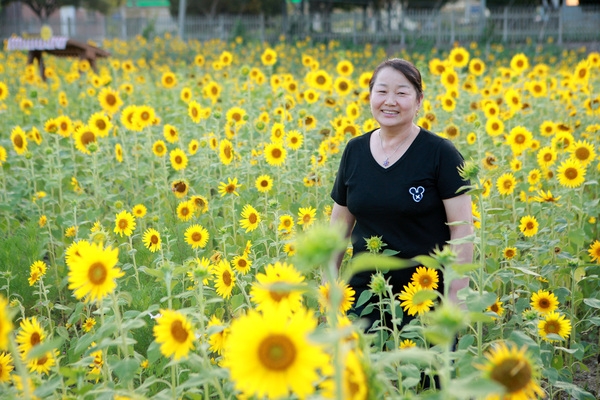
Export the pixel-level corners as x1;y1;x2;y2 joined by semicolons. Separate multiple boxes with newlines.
383;159;389;167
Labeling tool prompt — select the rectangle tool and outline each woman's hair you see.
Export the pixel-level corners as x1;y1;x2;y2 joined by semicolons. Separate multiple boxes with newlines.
369;58;423;99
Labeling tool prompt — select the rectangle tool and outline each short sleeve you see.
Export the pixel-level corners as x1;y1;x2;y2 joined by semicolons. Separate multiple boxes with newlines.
436;139;470;199
330;143;350;206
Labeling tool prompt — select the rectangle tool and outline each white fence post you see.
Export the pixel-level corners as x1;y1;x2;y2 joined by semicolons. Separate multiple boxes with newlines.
503;7;508;43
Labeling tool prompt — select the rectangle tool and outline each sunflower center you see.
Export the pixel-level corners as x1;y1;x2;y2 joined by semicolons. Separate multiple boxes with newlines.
37;355;48;365
151;235;159;245
222;271;232;286
30;332;41;346
490;357;532;393
544;320;560;334
526;222;534;230
175;156;183;164
248;213;258;224
14;135;24;148
538;299;550;309
316;75;326;85
503;180;513;189
88;262;108;285
420;276;431;286
170;320;189;343
106;94;116;106
192;232;202;242
515;134;525;144
224;145;232;158
166;76;173;84
565;167;578;180
575;148;590;161
338;81;349;91
490;303;499;313
181;207;189;216
303;214;311;224
175;182;186;193
96;120;106;130
258;334;296;371
156;144;164;153
118;219;128;229
260;180;268;188
271;148;282;158
81;131;95;145
269;287;289;302
191;107;198;117
226;184;235;193
543;153;553;162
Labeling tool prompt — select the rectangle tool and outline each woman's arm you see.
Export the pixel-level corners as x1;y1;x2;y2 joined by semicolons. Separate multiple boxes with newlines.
442;193;474;305
330;202;356;270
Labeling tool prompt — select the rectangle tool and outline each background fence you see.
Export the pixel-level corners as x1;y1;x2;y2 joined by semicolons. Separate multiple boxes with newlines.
1;6;599;48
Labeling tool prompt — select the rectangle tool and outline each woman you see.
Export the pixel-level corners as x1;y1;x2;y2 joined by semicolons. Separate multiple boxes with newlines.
330;58;473;331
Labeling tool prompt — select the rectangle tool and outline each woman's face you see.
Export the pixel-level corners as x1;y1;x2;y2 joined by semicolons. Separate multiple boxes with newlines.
369;67;421;131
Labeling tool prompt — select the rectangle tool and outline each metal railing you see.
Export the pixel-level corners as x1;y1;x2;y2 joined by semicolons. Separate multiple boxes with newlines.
1;6;599;47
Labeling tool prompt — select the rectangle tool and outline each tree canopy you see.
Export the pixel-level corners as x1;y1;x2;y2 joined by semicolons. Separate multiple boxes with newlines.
0;0;126;21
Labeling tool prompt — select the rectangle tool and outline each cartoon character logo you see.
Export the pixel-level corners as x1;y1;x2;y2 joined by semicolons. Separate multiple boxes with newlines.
409;186;425;202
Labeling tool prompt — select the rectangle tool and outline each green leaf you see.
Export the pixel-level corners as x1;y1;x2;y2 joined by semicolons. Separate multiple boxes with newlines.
110;357;139;383
355;290;372;308
446;376;505;399
552;381;596;400
583;298;600;309
412;255;441;270
26;337;63;360
452;263;481;274
412;289;438;304
465;291;497;312
567;229;586;248
34;376;63;398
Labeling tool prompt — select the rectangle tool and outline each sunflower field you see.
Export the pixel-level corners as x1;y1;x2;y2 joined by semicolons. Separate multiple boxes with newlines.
0;33;599;399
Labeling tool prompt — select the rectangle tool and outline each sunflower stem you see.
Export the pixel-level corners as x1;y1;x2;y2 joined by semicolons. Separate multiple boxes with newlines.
129;235;141;290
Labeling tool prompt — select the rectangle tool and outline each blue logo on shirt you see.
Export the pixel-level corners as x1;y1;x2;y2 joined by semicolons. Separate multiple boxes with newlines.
409;186;425;202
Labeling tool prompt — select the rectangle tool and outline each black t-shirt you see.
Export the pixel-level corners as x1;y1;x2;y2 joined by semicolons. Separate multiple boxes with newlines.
331;127;469;291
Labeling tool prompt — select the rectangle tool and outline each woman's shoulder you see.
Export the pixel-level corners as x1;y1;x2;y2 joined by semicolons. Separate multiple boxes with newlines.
418;127;459;151
344;129;374;148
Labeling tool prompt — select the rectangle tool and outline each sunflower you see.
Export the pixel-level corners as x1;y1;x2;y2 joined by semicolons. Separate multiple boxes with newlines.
161;71;177;89
231;255;252;274
297;206;317;228
28;350;57;375
538;311;572;341
318;280;356;314
226;106;247;127
250;262;305;312
0;352;14;382
411;266;439;290
530;289;559;314
448;46;470;68
496;173;517;196
97;87;123;114
439;94;456;112
487;298;505;318
531;189;561;204
10;126;28;155
309;69;333;91
528;79;547;98
120;105;138;130
551;131;574;151
0;82;8;101
336;59;354;76
88;112;112;137
132;105;156;130
0;296;12;352
255;174;273;193
176;200;195;222
478;342;544;400
506;126;533;155
184;224;209;249
170;179;189;199
510;53;530;74
569;140;596;166
114;210;136;237
191;195;209;214
82;317;96;333
153;309;195;360
303;88;320;104
152;140;167;157
443;123;460;140
163;124;179;143
194;54;205;67
398;282;434;316
260;47;277;66
203;81;222;103
573;59;590;84
503;247;517;259
170;148;188;171
278;214;294;232
588;240;600;263
224;304;327;399
16;317;45;356
536;146;558;169
213;259;236;299
440;69;459;89
556;159;586;188
180;87;192;103
519;215;539;237
321;349;368;400
67;241;123;303
188;100;203;123
73;124;97;155
207;315;229;355
333;76;353;97
218;138;234;165
218;177;240;197
239;204;261;232
142;228;161;253
264;142;287;166
468;57;486;76
504;88;522;111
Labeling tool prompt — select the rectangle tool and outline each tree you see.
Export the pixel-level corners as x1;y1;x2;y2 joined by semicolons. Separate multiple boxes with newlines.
169;0;282;18
0;0;126;22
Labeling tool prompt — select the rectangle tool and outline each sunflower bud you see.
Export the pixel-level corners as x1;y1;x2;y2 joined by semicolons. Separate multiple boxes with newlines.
368;272;388;296
295;223;346;273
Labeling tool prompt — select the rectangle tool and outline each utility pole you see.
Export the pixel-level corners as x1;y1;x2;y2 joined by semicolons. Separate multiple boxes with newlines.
178;0;187;39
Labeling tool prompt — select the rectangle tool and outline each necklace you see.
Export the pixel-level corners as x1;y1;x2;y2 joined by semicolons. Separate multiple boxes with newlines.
378;130;412;167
